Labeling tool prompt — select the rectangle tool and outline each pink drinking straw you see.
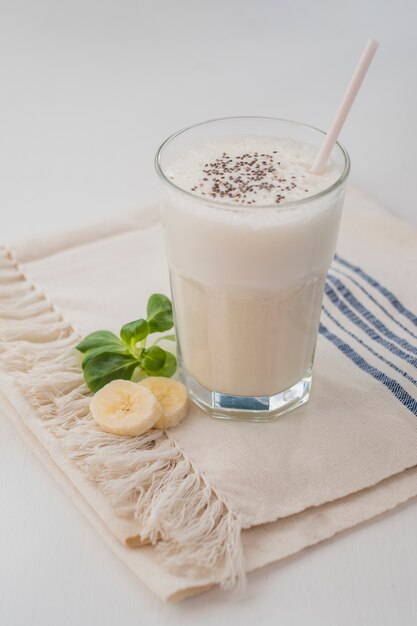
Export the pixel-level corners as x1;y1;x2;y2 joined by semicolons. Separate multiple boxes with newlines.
311;38;379;175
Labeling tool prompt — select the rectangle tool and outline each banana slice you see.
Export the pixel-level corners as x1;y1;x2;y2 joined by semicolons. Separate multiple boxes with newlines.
139;377;189;429
90;379;162;436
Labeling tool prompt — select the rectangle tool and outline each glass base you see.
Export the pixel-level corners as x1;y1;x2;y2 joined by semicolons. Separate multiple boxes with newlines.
181;367;312;422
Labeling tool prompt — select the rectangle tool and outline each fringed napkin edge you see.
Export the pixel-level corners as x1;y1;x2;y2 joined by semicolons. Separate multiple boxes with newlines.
0;244;245;590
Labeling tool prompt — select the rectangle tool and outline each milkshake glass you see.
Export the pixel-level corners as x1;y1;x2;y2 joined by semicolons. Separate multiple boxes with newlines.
155;117;350;420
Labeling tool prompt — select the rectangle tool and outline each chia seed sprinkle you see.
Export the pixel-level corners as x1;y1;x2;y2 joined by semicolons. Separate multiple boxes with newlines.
165;136;340;207
184;150;308;205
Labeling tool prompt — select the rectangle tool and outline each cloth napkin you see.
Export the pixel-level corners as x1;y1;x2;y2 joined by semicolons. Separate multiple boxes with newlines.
1;187;416;602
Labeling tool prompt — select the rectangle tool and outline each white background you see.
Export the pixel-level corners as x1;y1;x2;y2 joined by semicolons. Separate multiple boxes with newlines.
1;1;417;624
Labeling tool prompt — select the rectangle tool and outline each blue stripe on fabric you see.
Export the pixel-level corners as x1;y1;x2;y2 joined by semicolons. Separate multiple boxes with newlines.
322;305;417;387
327;274;417;356
330;266;417;342
324;283;417;368
319;322;417;415
334;254;417;327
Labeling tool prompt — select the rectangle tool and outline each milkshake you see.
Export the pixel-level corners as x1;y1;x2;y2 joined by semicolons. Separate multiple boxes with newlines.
155;118;349;419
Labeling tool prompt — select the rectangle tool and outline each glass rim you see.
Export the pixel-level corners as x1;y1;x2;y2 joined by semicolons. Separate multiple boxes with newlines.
154;116;350;211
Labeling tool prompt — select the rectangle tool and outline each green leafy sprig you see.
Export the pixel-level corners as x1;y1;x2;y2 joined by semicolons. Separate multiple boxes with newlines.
76;294;177;392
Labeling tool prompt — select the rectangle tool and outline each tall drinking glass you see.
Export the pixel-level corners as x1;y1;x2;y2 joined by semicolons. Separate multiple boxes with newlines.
155;117;350;420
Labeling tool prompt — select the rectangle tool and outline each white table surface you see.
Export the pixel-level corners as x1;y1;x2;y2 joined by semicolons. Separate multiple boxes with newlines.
1;1;417;624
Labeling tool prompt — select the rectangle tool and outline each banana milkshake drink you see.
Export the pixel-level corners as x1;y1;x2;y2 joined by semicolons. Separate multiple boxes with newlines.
155;117;350;420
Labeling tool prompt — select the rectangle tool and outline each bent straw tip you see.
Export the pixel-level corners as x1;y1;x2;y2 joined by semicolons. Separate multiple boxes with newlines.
368;38;380;48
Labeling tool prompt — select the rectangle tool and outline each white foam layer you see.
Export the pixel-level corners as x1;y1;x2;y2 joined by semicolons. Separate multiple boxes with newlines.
165;135;339;207
160;134;345;291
